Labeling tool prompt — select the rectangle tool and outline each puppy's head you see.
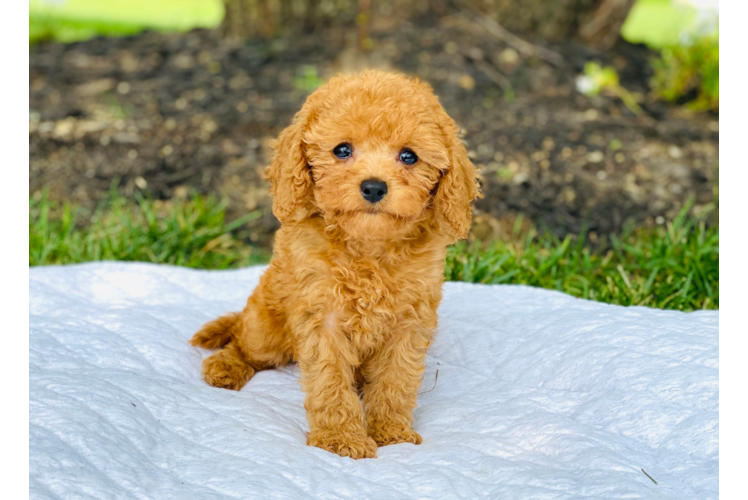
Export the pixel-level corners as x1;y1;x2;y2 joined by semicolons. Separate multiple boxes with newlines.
266;71;480;241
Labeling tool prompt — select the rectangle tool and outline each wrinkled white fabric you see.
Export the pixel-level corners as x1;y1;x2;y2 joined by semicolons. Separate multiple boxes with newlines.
29;262;718;499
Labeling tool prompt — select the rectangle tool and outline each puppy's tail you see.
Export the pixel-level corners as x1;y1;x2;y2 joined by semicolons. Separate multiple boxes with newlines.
189;312;242;349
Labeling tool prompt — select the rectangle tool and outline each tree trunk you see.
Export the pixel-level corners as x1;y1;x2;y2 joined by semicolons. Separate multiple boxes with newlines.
220;0;635;49
578;0;637;48
220;0;354;40
464;0;636;48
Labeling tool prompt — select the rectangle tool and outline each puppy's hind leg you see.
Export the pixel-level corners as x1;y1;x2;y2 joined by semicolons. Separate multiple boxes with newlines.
190;303;293;391
190;312;253;390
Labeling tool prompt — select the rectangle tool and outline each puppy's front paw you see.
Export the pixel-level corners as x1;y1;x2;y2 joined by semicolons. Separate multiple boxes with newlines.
368;423;422;447
307;428;378;459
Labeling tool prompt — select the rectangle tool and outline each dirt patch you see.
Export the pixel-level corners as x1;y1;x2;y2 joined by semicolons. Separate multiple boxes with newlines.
29;14;718;248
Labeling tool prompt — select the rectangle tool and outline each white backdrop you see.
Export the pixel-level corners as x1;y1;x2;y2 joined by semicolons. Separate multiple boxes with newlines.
30;263;718;499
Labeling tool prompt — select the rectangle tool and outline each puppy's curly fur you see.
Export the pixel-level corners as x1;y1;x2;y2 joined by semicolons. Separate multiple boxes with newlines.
190;71;480;459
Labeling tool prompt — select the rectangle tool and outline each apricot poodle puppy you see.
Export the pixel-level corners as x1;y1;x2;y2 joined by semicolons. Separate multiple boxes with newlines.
190;71;480;459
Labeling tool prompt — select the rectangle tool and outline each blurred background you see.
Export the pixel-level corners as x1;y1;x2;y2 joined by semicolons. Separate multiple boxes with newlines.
29;0;719;309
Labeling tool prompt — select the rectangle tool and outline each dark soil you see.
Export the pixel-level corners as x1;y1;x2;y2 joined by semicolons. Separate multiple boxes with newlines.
29;12;719;248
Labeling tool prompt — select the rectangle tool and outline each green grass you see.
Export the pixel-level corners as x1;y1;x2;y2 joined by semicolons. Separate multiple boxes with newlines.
29;0;223;44
445;201;718;311
29;190;268;269
29;192;718;311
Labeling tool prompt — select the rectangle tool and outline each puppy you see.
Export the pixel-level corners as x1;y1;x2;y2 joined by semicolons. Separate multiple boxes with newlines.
190;71;480;459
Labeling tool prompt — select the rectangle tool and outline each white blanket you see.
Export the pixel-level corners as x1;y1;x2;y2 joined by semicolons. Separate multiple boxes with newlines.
29;263;718;499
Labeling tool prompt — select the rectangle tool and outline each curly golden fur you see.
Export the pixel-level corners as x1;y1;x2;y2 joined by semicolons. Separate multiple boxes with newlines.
190;71;481;459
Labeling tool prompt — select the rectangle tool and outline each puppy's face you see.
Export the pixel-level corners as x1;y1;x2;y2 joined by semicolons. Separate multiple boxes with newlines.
267;72;480;242
305;95;448;240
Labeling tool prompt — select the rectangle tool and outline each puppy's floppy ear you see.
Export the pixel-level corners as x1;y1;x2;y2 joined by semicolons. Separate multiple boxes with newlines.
265;106;315;223
434;118;482;239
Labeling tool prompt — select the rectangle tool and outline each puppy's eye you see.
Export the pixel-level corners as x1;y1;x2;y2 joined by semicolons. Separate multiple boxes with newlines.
399;148;418;165
333;143;353;159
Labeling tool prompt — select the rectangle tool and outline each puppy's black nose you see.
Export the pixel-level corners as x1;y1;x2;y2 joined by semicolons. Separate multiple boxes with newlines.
360;179;388;203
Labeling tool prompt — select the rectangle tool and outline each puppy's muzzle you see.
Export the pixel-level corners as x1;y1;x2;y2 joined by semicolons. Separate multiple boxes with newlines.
360;179;388;204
